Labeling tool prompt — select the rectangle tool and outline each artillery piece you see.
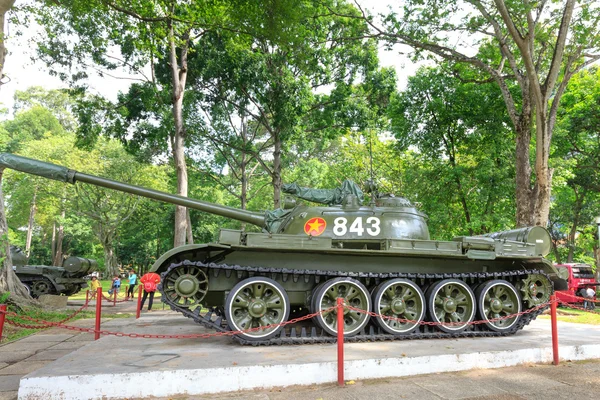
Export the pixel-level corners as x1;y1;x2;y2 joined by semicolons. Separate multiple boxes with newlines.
0;153;567;344
10;245;96;297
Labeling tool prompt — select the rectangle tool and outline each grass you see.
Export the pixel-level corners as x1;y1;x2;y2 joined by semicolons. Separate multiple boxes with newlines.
538;306;600;325
69;279;161;300
1;288;137;344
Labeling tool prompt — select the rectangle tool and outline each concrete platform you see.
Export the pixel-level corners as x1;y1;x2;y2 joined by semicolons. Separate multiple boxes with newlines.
17;313;600;400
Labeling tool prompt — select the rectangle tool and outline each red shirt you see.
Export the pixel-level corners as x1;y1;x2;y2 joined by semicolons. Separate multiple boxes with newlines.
140;272;161;292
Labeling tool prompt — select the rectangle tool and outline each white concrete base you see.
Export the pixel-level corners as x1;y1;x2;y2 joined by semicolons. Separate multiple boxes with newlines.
18;343;600;400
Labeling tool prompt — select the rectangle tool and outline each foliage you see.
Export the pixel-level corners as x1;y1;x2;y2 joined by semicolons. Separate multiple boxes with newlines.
549;67;600;264
363;0;600;227
388;64;516;236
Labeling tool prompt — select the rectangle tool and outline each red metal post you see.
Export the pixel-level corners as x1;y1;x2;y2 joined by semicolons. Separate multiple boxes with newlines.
95;287;102;340
136;284;143;319
551;294;559;365
85;290;89;309
0;304;7;342
337;297;344;387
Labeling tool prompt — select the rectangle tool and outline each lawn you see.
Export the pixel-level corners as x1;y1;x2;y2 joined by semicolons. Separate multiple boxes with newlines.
69;280;161;300
538;306;600;325
0;305;134;344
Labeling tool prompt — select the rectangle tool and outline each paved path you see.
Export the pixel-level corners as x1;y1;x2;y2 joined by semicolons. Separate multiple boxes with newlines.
2;298;600;400
169;360;600;400
0;297;146;400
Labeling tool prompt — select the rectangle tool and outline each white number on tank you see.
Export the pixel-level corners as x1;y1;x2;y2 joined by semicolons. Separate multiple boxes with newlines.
333;217;348;235
366;216;381;236
349;217;364;236
333;217;381;237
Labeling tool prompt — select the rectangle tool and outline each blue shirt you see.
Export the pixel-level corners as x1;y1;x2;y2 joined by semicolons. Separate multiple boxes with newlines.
129;274;137;285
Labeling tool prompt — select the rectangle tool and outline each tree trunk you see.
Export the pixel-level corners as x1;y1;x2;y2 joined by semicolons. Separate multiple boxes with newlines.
168;24;190;247
102;239;118;278
0;0;16;90
272;131;282;208
185;209;193;244
25;188;37;258
514;113;534;227
52;207;65;266
0;168;31;301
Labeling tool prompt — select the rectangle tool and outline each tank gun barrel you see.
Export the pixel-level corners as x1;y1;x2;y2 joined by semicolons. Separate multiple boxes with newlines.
0;153;266;227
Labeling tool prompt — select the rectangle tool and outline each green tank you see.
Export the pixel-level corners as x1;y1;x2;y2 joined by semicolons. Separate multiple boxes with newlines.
0;153;567;344
10;245;97;297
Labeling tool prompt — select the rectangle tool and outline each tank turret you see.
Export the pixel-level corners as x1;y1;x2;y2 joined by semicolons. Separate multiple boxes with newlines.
0;152;566;344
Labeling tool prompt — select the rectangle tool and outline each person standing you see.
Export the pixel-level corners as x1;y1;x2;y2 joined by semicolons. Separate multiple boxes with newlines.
585;287;596;310
89;276;101;298
108;275;121;295
127;270;137;300
140;272;161;311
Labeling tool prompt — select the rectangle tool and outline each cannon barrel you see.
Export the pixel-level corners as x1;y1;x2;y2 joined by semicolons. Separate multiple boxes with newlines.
0;153;266;227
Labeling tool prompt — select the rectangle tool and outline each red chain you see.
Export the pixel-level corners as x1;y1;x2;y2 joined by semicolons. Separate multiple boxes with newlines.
0;298;557;339
3;297;92;330
557;299;600;314
101;293;130;303
345;301;551;327
0;305;337;339
561;294;600;304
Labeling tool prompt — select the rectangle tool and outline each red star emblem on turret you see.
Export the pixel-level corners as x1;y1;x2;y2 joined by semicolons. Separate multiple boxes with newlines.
304;217;326;236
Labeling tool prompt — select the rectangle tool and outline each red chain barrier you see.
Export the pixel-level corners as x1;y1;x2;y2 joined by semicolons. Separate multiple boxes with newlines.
337;298;344;387
1;296;92;331
551;294;559;365
136;284;143;319
101;293;130;303
0;304;6;342
95;287;102;340
345;300;552;327
557;299;600;314
0;298;559;340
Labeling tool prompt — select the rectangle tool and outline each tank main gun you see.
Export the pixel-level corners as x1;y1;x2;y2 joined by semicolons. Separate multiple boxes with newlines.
0;153;266;227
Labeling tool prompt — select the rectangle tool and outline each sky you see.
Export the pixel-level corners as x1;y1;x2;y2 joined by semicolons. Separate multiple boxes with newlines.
0;1;418;117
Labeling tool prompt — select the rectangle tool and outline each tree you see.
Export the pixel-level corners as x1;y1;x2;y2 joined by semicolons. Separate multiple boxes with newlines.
348;0;600;227
549;67;600;264
0;0;33;302
389;64;516;235
183;3;394;208
32;0;227;247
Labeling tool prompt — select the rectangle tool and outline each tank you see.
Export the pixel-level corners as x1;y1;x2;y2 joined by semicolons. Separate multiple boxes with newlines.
0;153;567;344
9;245;95;298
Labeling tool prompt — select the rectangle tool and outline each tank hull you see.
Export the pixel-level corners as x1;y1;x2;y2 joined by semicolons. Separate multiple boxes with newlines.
154;230;564;345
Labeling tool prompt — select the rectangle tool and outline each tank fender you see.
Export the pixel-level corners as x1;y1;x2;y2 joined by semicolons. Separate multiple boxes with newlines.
150;243;232;274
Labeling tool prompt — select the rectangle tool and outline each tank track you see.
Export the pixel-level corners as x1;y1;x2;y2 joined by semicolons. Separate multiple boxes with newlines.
159;260;549;346
19;276;57;297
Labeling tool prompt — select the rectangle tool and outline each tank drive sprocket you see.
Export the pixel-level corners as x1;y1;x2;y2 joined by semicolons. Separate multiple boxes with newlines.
518;274;553;308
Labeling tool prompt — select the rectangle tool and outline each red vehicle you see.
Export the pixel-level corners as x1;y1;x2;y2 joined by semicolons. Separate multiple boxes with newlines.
554;263;599;303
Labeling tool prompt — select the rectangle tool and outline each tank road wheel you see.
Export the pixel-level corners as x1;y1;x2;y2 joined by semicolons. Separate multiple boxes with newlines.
162;265;209;309
372;279;425;335
313;278;371;337
22;283;31;297
427;279;476;333
225;277;290;341
519;274;552;308
31;279;54;298
476;280;522;332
